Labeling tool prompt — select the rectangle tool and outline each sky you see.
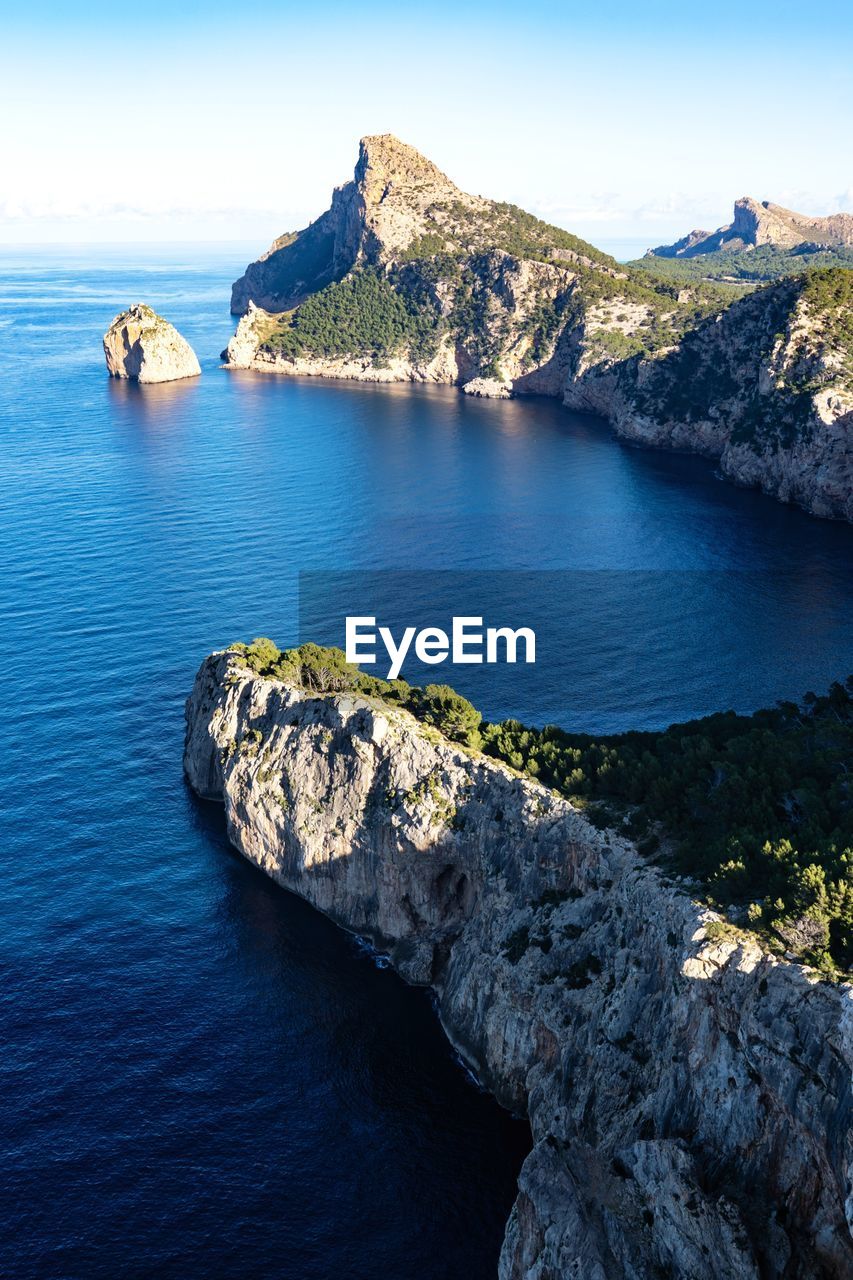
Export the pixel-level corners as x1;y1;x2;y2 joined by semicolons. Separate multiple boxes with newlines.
2;0;852;254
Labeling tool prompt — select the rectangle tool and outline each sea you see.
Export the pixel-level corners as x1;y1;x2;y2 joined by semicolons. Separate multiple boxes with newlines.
1;242;851;1278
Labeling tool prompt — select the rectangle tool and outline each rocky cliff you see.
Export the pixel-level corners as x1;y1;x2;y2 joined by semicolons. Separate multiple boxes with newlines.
568;270;853;522
103;304;201;383
185;648;853;1280
223;138;852;522
230;134;490;315
650;198;853;258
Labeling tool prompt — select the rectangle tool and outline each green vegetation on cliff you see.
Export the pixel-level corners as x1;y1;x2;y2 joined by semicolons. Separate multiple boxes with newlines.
633;268;853;448
430;199;619;268
260;266;444;363
233;638;482;747
482;688;853;976
634;243;853;286
799;267;853;366
230;639;853;975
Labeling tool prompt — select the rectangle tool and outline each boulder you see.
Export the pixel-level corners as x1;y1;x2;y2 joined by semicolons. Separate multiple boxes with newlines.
462;376;513;399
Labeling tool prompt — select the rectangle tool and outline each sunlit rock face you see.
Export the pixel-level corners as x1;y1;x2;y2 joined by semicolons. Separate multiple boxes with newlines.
229;133;485;316
103;304;201;384
185;649;853;1280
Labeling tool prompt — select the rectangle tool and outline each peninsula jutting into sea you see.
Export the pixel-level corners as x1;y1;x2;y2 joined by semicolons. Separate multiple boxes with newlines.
220;134;852;522
185;641;853;1280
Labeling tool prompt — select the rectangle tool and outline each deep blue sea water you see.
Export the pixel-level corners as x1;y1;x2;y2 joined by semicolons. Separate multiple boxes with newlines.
1;243;852;1279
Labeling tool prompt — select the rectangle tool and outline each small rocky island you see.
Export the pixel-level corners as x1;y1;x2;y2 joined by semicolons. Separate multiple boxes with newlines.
185;644;853;1280
103;304;200;384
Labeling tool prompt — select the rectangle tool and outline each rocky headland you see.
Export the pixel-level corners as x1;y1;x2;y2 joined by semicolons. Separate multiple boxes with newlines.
223;137;852;523
185;646;853;1279
103;304;201;384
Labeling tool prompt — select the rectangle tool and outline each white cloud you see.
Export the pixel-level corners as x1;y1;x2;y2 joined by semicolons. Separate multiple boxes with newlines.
526;191;733;241
0;195;307;224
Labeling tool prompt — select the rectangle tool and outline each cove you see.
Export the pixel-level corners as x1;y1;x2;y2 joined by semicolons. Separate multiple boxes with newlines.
0;244;851;1277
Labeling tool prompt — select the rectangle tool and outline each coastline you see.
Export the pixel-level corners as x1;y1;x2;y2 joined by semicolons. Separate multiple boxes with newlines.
221;354;853;524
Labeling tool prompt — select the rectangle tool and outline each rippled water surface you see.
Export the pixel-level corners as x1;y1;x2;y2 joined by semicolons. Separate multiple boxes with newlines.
1;244;851;1278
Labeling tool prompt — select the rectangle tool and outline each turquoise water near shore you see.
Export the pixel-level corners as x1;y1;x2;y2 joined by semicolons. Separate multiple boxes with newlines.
1;244;851;1278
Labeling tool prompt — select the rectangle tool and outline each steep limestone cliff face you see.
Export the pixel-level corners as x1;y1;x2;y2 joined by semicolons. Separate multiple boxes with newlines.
650;198;853;258
184;649;853;1280
568;274;853;522
223;137;852;522
103;303;201;384
229;134;486;315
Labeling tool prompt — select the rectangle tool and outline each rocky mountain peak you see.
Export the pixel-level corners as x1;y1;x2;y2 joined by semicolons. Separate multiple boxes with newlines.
230;134;484;312
347;133;480;263
651;196;853;257
354;133;460;204
731;196;809;248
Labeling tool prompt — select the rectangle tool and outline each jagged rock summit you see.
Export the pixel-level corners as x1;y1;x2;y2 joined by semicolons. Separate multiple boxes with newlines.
103;304;201;384
650;197;853;258
230;133;483;314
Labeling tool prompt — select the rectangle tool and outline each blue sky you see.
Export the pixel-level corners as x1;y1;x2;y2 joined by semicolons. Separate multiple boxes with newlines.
2;1;851;250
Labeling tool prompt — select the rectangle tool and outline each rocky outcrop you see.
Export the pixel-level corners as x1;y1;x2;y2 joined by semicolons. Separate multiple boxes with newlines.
185;649;853;1280
229;134;486;315
462;376;513;399
103;304;201;383
650;197;853;258
224;301;270;368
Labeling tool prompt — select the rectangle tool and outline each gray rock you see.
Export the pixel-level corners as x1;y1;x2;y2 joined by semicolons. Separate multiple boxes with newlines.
184;650;853;1279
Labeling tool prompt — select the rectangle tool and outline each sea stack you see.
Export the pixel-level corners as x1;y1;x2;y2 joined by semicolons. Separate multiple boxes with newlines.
103;304;201;384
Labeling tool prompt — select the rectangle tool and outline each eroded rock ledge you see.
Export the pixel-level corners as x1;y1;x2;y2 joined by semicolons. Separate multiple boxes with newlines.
184;649;853;1278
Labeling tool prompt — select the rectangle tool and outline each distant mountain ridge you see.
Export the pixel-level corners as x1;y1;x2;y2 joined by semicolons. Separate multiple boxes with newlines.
649;197;853;258
225;136;852;522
